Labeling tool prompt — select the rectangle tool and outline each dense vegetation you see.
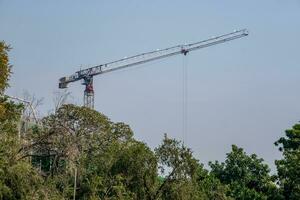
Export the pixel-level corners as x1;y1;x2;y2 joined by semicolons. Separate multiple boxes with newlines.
1;41;300;199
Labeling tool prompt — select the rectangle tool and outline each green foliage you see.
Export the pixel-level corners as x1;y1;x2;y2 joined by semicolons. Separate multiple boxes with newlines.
0;97;288;200
110;141;158;199
78;140;157;199
196;166;232;200
0;97;57;199
0;47;63;199
275;123;300;199
155;134;199;180
154;134;231;200
28;104;158;199
0;41;11;94
210;145;280;200
275;124;300;152
154;134;201;199
0;97;23;136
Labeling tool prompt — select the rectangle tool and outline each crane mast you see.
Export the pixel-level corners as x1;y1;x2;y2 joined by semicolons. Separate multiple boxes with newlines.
59;29;248;109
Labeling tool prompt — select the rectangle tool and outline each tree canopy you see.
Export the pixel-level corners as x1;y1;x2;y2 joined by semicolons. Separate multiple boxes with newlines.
210;145;281;200
275;123;300;199
0;41;11;94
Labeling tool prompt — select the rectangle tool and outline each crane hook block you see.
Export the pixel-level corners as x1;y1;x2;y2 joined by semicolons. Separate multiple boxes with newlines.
181;49;189;56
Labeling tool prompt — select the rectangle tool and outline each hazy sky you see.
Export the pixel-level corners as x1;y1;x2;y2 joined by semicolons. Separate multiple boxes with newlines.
1;0;300;171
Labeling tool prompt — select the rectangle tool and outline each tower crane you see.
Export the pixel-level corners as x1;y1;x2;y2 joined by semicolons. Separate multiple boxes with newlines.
59;29;249;109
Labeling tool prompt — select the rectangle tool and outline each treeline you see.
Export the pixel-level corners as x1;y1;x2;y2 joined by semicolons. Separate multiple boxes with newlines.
1;41;300;199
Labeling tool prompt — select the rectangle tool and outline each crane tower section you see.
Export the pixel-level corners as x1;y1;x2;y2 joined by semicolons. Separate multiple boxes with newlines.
59;29;248;109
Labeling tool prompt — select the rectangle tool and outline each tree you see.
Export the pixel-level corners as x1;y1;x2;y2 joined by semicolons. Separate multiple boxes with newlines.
33;104;114;175
154;134;200;199
210;145;281;200
110;140;158;199
0;41;11;120
275;123;300;199
195;166;231;200
0;41;63;200
28;104;159;199
0;41;11;94
78;139;158;200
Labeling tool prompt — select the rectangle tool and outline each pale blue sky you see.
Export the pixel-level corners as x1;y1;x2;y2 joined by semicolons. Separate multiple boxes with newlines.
1;0;300;171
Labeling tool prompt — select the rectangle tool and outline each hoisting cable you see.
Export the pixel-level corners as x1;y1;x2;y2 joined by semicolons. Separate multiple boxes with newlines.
182;55;188;144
